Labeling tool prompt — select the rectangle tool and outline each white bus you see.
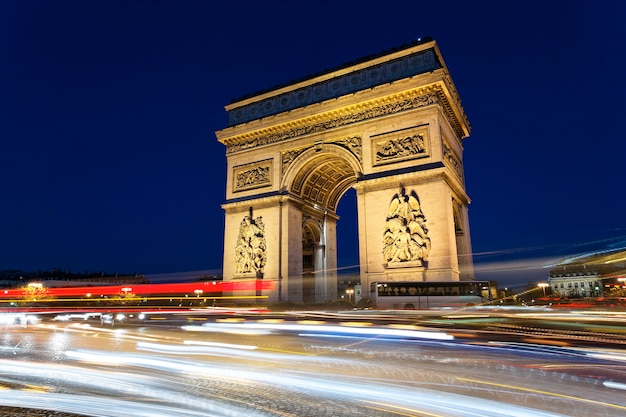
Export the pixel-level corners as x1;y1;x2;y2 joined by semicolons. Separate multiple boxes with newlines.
370;280;497;310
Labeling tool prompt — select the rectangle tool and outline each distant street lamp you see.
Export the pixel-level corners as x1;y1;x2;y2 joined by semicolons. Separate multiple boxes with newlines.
346;288;354;304
23;282;45;304
538;282;549;296
194;289;203;298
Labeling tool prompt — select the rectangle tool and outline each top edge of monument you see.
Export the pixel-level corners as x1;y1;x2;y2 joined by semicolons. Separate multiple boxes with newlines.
224;37;454;127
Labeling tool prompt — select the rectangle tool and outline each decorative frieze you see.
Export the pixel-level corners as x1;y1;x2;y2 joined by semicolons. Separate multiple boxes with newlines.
233;159;272;192
225;92;440;154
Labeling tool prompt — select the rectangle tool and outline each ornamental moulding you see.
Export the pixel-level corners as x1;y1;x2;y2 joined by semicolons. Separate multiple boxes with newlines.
281;135;362;174
223;87;463;154
354;169;448;194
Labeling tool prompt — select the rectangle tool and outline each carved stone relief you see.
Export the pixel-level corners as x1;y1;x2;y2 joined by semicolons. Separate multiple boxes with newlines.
452;198;464;234
281;136;361;174
383;187;431;266
281;149;305;174
235;209;267;275
333;136;362;162
442;138;463;179
233;159;272;192
372;126;429;166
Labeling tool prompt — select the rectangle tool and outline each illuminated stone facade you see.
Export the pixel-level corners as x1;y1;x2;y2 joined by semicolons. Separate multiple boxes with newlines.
216;39;474;304
549;250;626;298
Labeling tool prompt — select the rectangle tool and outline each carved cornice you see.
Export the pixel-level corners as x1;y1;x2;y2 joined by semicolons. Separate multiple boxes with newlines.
354;167;447;194
222;86;463;154
441;72;471;135
221;194;301;213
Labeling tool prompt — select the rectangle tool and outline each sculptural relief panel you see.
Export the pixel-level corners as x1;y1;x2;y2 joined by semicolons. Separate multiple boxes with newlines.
383;187;431;267
372;125;429;166
234;210;267;275
442;137;463;180
233;159;273;193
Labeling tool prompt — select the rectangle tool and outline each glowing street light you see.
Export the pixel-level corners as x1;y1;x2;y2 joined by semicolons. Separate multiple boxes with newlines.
194;289;203;298
24;282;45;303
537;282;549;296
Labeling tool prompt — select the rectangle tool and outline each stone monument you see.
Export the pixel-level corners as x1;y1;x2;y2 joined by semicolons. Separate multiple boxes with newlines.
215;38;474;304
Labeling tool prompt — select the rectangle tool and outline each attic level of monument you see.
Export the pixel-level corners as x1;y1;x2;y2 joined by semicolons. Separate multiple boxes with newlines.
219;86;468;156
226;42;442;125
218;40;470;146
216;39;474;305
229;37;436;105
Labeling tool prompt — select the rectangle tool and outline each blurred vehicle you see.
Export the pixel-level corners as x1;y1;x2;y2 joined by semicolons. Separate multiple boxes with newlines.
370;280;497;309
100;312;127;326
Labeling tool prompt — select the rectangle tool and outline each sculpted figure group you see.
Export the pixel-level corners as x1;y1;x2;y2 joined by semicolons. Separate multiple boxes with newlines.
383;188;431;264
376;133;426;163
235;214;267;274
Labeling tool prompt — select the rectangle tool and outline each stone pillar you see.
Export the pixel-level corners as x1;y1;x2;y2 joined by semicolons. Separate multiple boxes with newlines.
315;214;338;303
282;199;303;304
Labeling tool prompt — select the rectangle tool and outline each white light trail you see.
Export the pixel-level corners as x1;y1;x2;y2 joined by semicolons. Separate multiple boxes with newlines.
183;321;454;340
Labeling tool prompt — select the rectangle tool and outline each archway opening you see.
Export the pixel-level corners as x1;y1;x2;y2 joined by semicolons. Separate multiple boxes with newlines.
288;150;359;304
336;187;359;273
302;220;321;304
336;187;360;304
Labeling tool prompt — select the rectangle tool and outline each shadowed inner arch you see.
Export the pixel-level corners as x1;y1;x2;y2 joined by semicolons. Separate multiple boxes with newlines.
291;155;357;212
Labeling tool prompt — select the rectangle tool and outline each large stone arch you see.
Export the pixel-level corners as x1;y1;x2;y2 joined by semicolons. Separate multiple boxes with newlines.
282;144;362;212
216;39;475;305
282;145;362;304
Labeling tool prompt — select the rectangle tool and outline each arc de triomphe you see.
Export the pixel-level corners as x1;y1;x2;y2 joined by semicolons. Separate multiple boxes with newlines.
215;39;474;305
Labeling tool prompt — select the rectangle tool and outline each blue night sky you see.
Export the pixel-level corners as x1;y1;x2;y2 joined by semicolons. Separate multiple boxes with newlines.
2;1;625;286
